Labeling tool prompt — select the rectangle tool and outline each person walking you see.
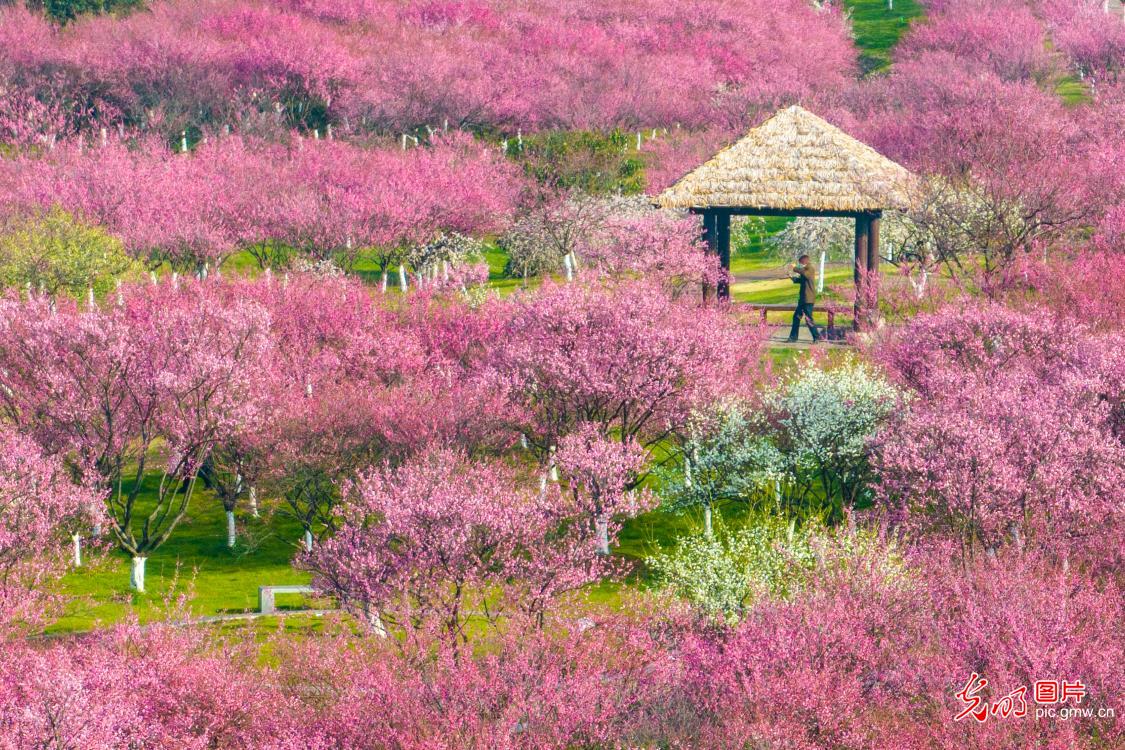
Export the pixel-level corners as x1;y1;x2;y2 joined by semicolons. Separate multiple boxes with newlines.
786;254;820;343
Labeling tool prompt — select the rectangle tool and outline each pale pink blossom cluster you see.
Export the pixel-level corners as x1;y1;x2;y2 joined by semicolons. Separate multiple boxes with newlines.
1;132;523;269
0;0;856;140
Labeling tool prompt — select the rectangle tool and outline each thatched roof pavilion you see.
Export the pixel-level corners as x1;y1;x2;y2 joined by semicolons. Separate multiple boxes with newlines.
655;105;917;330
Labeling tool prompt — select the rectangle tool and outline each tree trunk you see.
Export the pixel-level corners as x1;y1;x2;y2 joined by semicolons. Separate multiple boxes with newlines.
703;503;713;538
595;516;610;556
130;556;147;592
72;533;82;567
226;510;236;548
304;529;314;552
364;603;388;638
380;272;388;293
398;264;408;292
249;486;259;518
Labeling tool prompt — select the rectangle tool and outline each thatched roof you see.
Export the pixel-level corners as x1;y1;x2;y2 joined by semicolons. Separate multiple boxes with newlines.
654;106;916;213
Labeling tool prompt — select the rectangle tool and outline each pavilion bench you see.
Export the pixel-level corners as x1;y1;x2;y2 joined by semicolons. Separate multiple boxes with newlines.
258;584;315;615
738;302;850;338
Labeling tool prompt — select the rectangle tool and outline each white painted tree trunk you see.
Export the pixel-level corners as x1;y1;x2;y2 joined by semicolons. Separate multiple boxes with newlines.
131;556;147;592
304;529;314;552
381;272;388;293
519;433;529;450
249;486;259;518
398;264;408;292
364;604;388;637
912;267;929;299
72;534;82;567
226;510;236;548
563;253;574;282
549;463;559;482
703;503;712;538
594;516;610;556
774;479;782;507
817;251;826;293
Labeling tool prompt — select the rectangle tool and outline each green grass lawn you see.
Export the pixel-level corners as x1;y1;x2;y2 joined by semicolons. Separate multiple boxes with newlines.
1053;74;1093;106
54;483;314;634
841;0;926;73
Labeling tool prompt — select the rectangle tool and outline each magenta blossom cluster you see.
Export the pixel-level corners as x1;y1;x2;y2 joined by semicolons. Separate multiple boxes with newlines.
0;0;856;141
870;304;1125;564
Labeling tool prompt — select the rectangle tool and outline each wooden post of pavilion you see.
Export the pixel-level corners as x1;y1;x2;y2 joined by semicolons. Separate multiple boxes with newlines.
700;210;718;303
716;212;731;300
853;214;869;330
866;212;881;328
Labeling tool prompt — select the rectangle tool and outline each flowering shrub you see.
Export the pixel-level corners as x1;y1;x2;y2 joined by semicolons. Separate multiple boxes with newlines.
647;514;818;621
767;359;905;517
658;400;784;532
0;207;140;297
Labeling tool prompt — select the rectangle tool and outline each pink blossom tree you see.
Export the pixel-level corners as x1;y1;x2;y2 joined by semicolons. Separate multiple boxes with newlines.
0;0;857;139
0;622;307;748
497;280;762;470
895;0;1054;82
0;280;271;591
307;448;605;646
870;305;1125;562
555;424;653;555
857;55;1117;289
279;617;677;749
1042;0;1125;86
675;545;1124;749
0;425;99;633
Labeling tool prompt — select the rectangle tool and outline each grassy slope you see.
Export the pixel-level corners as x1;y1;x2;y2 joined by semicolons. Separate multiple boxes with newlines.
841;0;925;73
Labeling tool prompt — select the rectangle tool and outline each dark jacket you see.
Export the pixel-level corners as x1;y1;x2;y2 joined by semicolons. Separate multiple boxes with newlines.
791;263;817;304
